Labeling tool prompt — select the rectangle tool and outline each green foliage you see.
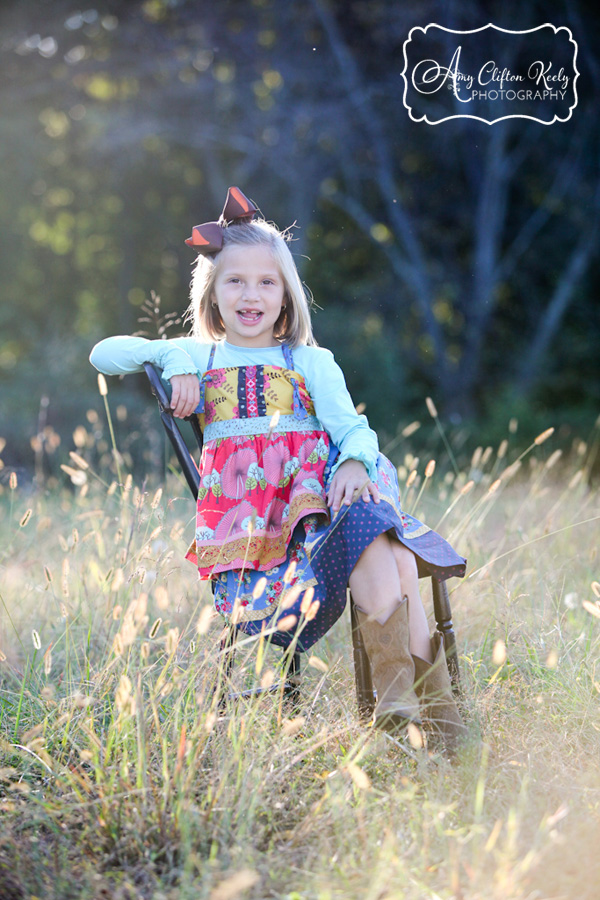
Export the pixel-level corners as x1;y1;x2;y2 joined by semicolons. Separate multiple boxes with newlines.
0;0;599;477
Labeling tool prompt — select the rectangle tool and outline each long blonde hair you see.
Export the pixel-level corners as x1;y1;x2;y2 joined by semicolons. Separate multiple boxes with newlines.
186;219;316;347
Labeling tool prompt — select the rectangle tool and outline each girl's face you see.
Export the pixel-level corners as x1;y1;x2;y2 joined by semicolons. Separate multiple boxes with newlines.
211;244;286;347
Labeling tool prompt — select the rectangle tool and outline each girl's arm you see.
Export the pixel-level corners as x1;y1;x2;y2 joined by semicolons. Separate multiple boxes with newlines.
89;335;207;382
301;347;379;483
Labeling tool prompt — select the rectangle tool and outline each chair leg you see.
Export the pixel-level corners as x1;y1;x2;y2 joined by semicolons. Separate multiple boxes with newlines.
431;578;461;693
283;649;302;710
349;591;376;723
217;625;237;709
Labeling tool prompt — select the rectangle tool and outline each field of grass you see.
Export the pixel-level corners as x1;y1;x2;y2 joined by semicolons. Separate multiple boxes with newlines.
1;409;600;900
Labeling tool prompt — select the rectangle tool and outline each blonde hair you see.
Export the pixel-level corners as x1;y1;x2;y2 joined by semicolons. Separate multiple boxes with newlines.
186;219;316;348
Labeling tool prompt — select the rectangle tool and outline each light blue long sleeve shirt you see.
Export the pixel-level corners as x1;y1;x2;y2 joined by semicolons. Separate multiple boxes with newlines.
89;336;379;481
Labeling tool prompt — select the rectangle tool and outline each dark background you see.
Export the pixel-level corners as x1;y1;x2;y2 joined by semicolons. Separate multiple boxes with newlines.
1;0;598;481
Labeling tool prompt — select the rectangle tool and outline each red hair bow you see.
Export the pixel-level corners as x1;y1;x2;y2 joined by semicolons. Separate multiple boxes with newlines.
185;186;259;254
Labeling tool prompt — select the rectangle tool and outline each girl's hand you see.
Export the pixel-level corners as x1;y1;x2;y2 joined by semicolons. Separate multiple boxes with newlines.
169;373;201;418
327;459;380;514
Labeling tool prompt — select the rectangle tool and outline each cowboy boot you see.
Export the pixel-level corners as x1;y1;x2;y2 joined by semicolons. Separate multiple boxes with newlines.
356;599;421;732
412;632;468;754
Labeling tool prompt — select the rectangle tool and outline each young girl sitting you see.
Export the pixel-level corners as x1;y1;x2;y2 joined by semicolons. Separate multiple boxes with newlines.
90;187;468;752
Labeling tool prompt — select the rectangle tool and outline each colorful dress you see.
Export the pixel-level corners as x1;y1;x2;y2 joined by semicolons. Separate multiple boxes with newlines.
185;343;466;652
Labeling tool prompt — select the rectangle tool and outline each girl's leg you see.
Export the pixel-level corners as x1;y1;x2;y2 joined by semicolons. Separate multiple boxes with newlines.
348;533;433;662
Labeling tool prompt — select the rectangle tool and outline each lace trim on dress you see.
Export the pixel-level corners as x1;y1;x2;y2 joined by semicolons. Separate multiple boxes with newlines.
203;413;322;442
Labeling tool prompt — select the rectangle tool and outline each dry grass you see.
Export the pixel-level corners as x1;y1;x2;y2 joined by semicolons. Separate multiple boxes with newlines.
1;410;600;900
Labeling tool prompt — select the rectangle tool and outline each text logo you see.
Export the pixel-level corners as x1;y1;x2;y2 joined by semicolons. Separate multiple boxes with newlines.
402;23;578;125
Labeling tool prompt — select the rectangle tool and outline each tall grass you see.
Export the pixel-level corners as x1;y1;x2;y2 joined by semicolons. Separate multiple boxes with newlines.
1;408;599;899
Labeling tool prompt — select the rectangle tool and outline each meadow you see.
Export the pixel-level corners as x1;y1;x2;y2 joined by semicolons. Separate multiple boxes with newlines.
1;402;599;900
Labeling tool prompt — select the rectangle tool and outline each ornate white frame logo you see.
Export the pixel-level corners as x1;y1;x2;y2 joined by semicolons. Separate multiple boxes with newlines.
401;23;579;125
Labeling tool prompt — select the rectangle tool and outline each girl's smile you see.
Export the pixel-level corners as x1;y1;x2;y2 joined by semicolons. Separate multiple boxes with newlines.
212;244;286;347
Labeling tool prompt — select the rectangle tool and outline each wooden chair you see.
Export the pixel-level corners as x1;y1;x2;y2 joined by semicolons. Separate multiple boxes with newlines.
144;362;460;721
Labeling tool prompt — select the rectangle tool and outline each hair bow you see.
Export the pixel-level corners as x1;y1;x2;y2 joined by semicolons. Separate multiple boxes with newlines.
185;186;259;254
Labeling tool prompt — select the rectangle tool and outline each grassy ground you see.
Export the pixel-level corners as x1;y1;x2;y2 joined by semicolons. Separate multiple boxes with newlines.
1;416;599;900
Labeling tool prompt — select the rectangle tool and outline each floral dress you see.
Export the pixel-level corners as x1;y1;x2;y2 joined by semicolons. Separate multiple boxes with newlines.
186;343;466;651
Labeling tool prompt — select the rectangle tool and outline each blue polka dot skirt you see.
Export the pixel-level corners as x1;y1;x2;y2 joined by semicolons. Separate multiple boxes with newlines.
220;449;466;653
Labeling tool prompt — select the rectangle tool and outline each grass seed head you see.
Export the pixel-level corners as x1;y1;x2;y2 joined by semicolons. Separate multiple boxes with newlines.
346;760;372;789
534;427;555;446
149;617;162;639
300;587;315;614
166;627;180;654
401;420;421;437
425;459;436;478
471;446;482;469
260;669;275;689
492;639;507;665
281;583;302;610
60;465;87;486
69;451;89;470
591;582;600;599
196;605;215;635
305;599;320;621
282;716;306;736
308;655;328;673
72;425;87;448
134;593;148;622
97;373;108;396
115;674;133;711
425;396;438;418
111;569;124;592
283;560;297;584
268;410;280;435
481;446;493;466
9;472;17;489
545;449;563;469
582;599;600;620
407;722;424;749
19;509;32;528
155;585;169;610
211;869;259;900
252;576;267;600
31;630;41;650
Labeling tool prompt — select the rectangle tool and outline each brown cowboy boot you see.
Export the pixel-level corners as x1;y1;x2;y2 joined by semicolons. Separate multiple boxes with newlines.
412;632;468;754
356;599;421;732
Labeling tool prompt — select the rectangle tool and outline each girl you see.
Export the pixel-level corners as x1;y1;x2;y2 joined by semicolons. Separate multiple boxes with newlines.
90;187;468;752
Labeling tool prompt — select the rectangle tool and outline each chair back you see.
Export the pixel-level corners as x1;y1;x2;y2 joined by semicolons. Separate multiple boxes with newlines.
143;362;202;500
